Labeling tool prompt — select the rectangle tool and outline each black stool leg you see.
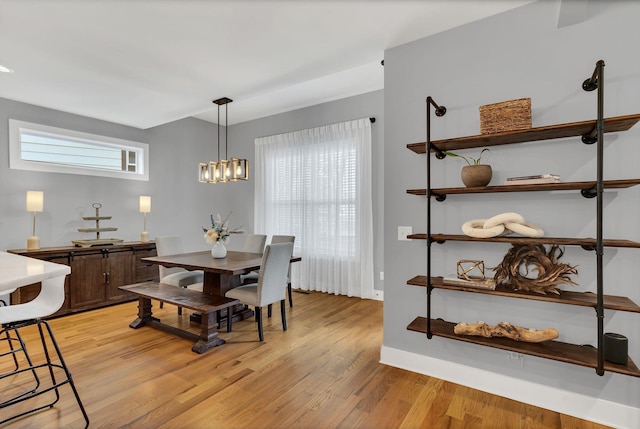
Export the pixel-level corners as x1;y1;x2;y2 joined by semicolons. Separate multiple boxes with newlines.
0;326;41;405
39;320;90;428
0;319;90;428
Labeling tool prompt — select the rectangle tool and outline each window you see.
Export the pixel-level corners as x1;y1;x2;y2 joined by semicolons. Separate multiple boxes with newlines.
9;119;149;180
254;118;374;298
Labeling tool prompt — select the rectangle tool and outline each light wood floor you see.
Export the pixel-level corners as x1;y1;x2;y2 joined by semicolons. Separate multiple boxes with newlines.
1;291;610;429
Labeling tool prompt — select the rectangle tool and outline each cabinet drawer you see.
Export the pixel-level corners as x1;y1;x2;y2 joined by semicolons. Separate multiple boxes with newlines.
135;263;159;282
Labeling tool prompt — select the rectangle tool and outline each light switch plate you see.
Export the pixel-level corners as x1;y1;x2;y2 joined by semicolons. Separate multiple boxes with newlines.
398;226;413;241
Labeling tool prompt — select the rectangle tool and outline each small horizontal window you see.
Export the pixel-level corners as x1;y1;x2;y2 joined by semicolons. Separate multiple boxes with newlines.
9;119;149;181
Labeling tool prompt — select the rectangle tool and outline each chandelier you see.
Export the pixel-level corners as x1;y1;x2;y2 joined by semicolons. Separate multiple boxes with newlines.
198;97;249;183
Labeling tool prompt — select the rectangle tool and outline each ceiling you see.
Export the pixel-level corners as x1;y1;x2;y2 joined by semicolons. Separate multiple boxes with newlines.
0;0;535;129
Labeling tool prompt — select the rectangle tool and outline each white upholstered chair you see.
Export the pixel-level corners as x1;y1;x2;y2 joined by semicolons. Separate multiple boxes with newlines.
155;235;204;314
270;235;295;307
265;235;295;317
225;242;294;341
238;234;267;284
242;234;267;254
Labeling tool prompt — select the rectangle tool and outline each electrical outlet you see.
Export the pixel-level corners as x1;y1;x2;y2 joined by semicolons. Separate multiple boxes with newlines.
398;226;413;241
507;352;524;368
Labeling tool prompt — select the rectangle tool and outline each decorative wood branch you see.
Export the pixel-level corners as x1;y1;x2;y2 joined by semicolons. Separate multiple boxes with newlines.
454;321;559;343
493;244;578;295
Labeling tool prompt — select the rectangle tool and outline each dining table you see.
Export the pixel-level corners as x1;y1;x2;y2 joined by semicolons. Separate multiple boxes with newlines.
141;250;301;323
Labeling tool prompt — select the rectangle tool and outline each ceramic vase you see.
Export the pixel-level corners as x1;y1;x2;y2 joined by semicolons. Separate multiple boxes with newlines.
211;241;227;258
461;164;492;187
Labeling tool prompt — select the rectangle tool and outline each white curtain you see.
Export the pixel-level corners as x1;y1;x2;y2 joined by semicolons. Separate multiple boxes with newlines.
255;118;374;298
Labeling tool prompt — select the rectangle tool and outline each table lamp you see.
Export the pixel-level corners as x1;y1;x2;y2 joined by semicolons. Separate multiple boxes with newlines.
139;196;151;242
26;191;44;250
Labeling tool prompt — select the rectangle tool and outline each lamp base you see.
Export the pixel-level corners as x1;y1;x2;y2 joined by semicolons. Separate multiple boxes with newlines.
140;231;149;243
27;236;40;250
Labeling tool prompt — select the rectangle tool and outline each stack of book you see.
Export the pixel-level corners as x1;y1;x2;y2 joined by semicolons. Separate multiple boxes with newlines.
503;174;560;186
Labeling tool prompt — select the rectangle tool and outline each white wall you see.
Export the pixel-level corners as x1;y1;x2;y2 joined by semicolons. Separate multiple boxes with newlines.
382;1;640;426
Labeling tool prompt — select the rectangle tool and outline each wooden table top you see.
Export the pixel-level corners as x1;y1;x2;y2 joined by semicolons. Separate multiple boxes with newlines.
142;250;301;276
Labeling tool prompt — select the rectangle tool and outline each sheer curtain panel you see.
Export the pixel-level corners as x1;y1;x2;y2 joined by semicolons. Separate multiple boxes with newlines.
255;118;374;298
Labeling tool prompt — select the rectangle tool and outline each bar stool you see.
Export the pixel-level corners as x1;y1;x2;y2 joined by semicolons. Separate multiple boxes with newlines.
0;254;89;428
0;287;39;400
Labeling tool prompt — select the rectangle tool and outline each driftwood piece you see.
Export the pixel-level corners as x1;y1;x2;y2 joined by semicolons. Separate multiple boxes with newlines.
493;244;578;295
454;321;559;343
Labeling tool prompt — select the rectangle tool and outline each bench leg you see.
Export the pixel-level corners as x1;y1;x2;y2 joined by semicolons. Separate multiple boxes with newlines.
129;297;158;329
192;311;225;354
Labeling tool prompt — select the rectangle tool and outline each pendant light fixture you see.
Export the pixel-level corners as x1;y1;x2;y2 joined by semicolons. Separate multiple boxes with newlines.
198;97;249;183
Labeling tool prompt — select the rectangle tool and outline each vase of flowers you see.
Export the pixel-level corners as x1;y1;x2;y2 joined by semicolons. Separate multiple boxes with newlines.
203;213;231;258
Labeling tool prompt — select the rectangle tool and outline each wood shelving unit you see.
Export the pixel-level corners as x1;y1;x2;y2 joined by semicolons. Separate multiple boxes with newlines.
407;178;640;197
407;317;640;378
407;276;640;313
406;62;640;376
407;234;640;249
406;114;640;154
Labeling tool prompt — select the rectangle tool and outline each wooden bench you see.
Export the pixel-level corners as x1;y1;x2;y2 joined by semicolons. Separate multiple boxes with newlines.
118;282;240;354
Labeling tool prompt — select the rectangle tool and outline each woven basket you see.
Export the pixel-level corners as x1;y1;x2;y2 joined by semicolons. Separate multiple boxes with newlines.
479;98;531;134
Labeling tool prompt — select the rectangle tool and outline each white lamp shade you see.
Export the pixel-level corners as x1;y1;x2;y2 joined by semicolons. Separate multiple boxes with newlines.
139;196;151;213
26;191;44;212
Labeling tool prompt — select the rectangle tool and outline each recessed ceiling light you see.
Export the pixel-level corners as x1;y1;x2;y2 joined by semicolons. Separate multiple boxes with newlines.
0;65;14;73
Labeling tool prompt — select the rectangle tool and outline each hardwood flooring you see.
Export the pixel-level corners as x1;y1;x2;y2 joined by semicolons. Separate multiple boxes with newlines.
1;291;610;428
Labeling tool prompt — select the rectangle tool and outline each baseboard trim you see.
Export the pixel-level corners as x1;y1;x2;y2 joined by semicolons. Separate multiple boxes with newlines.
380;346;639;429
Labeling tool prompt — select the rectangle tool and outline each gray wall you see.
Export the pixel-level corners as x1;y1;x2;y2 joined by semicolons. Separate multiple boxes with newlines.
0;98;250;253
384;0;639;410
0;90;384;291
0;98;152;249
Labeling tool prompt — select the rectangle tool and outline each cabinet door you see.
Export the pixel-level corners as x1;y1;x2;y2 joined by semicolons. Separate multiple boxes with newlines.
48;255;72;314
70;252;106;308
105;250;134;301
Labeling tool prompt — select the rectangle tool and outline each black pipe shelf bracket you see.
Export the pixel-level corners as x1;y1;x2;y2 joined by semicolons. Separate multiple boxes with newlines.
581;186;598;198
582;59;606;376
582;127;598;144
427;97;447;159
425;96;447;340
433;192;447;202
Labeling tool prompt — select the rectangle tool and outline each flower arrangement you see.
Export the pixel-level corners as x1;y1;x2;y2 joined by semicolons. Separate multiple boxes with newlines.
203;213;231;244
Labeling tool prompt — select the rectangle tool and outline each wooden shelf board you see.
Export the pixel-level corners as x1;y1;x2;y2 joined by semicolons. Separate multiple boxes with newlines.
77;227;118;233
407;275;640;313
407;234;640;249
406;114;640;154
407;317;640;377
406;179;640;196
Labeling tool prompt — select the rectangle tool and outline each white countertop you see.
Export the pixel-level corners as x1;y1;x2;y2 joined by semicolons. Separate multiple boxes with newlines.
0;251;70;292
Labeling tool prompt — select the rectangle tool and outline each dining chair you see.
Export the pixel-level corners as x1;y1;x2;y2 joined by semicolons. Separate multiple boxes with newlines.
238;234;267;285
242;234;267;254
0;279;89;427
265;235;296;317
155;235;204;315
225;242;294;341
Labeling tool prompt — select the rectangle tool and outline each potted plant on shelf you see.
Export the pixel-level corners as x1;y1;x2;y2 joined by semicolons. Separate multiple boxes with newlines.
444;148;492;187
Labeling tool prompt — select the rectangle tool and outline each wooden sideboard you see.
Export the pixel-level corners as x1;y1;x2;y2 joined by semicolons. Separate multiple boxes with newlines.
8;242;159;317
